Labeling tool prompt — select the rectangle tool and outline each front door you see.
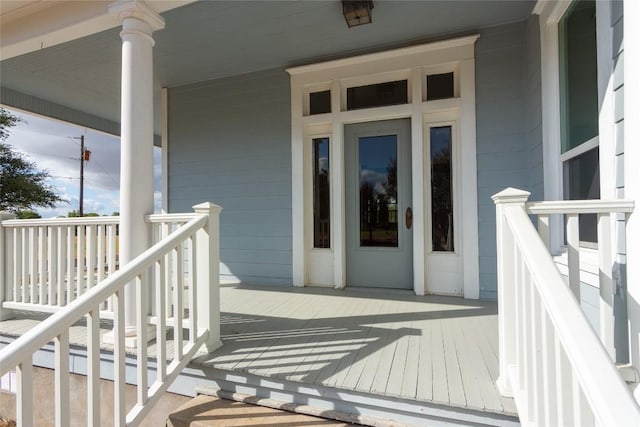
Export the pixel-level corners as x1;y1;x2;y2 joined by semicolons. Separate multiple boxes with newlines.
345;119;413;289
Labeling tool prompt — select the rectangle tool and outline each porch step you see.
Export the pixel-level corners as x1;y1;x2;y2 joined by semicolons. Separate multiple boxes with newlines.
189;368;520;427
166;394;356;427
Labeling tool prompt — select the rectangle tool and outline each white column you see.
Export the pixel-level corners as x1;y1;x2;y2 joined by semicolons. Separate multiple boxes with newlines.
624;0;640;373
110;1;165;331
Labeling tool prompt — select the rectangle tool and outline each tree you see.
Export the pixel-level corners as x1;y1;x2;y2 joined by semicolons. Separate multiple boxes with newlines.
68;210;99;217
0;108;64;213
16;210;42;219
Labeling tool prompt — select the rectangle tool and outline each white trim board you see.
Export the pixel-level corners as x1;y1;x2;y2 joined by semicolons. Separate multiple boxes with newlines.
288;35;480;298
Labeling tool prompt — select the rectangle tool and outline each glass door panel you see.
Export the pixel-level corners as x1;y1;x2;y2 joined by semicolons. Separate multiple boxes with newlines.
358;135;398;247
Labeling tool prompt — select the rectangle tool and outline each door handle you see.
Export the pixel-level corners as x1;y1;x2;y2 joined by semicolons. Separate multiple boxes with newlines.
405;207;413;230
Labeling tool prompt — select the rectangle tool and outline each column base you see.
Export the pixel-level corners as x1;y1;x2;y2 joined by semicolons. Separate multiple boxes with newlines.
0;308;15;321
496;374;514;398
102;325;155;349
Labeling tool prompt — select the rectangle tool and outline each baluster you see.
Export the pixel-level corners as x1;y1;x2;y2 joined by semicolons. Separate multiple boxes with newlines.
566;213;580;299
0;216;12;314
555;339;574;425
597;213;615;359
77;225;85;296
572;375;594;426
5;227;15;305
55;331;69;427
48;226;57;306
17;359;34;427
86;224;96;290
162;223;171;318
541;310;558;425
107;224;117;311
57;226;66;305
29;227;36;303
155;258;167;383
537;214;551;249
97;224;105;283
10;228;18;303
97;226;105;311
189;235;198;342
38;226;45;304
136;273;148;406
87;306;100;426
174;243;184;360
522;263;534;421
113;288;126;427
21;227;27;302
66;227;74;304
530;281;544;423
515;250;525;391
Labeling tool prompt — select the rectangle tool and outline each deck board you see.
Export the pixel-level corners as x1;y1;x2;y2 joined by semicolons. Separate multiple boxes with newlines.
0;284;516;418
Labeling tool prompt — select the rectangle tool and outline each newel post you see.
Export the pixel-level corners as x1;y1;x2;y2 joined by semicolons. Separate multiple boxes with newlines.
193;202;223;353
0;212;16;320
492;188;530;397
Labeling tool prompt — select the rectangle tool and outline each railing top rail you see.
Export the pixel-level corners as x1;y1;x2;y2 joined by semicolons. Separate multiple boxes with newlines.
1;216;120;227
526;199;634;215
0;213;207;374
146;213;201;223
503;204;640;423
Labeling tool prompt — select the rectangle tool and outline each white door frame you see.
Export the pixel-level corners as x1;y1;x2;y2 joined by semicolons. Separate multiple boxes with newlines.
288;35;480;298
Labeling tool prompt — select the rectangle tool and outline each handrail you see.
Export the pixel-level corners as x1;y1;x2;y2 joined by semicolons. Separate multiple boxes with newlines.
0;214;206;374
2;216;120;227
504;204;640;423
146;213;200;223
493;188;640;425
527;199;634;215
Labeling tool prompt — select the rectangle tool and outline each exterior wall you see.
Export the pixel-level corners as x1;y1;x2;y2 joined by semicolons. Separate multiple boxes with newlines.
610;0;628;362
167;21;542;296
526;15;545;203
476;20;543;300
168;68;292;285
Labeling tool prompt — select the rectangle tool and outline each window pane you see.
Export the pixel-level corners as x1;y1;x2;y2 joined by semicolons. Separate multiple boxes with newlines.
430;126;454;252
313;138;330;248
426;72;454;101
564;147;600;243
560;0;598;152
347;80;408;110
310;90;331;115
359;135;398;247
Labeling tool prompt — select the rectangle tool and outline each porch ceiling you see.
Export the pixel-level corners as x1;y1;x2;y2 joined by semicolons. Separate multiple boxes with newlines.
0;0;534;132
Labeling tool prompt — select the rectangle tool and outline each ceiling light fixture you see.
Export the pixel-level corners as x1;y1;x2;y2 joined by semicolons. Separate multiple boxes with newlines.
342;0;374;28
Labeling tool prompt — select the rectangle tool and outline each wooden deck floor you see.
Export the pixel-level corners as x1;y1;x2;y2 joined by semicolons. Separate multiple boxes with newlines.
197;285;516;417
0;285;516;418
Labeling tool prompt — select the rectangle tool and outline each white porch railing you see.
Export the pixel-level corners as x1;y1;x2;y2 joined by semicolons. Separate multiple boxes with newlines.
0;212;204;320
0;215;120;316
493;188;639;426
0;202;222;427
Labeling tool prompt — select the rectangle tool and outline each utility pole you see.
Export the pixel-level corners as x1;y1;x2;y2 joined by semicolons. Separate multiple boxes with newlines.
79;135;84;217
73;135;91;216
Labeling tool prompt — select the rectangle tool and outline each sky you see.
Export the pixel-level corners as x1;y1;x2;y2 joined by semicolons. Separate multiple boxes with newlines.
3;108;162;217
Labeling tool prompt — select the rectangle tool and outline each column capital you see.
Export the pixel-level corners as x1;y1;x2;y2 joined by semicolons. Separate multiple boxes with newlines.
109;0;165;32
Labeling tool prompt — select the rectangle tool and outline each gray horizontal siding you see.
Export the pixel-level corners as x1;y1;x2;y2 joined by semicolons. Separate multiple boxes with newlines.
476;20;542;300
168;68;292;285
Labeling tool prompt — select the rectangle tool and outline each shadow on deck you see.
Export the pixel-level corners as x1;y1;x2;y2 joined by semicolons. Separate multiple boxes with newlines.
194;285;516;419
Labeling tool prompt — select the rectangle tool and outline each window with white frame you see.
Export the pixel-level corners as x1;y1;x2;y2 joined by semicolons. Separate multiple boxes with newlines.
559;0;600;244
